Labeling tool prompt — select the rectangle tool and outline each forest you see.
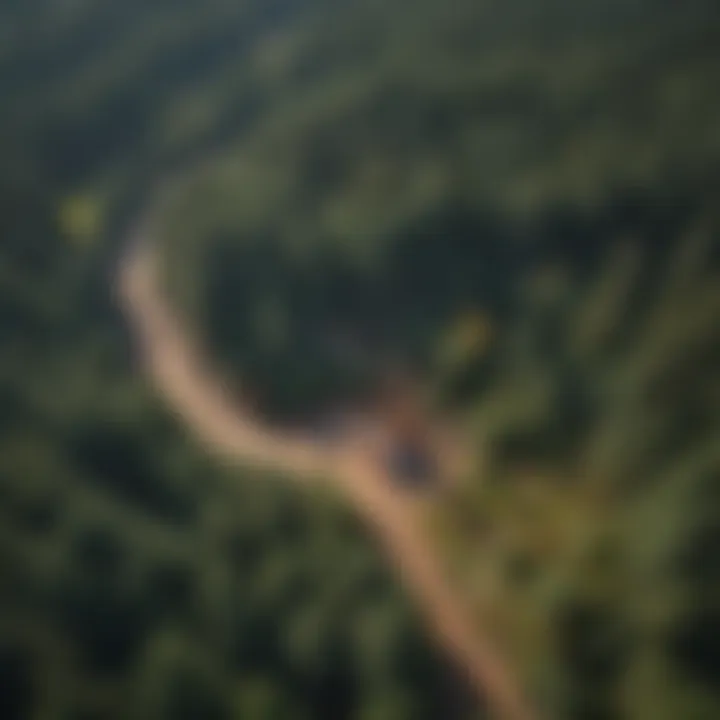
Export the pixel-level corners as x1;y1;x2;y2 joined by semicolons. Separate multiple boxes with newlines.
1;0;719;718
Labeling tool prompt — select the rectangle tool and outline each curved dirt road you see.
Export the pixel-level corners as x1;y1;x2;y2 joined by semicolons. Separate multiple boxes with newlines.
114;195;537;720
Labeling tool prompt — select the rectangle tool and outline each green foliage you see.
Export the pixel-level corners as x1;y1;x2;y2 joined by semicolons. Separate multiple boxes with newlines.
1;0;719;718
431;231;720;718
0;114;469;720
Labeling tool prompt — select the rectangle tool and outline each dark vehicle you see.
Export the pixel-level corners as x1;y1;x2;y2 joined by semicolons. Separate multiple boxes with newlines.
375;374;440;488
385;440;438;488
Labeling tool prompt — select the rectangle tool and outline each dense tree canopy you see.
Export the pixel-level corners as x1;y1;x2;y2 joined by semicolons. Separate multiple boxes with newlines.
0;0;718;718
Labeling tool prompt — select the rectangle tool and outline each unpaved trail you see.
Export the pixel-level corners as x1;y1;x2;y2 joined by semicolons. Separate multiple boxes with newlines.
114;201;538;720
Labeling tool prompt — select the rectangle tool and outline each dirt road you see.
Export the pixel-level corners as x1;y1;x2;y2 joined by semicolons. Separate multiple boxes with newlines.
114;198;537;720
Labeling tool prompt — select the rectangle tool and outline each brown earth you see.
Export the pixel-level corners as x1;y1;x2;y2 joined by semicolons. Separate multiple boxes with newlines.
114;206;538;720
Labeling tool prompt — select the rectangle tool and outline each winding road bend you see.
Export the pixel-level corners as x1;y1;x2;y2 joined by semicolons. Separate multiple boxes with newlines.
114;191;538;720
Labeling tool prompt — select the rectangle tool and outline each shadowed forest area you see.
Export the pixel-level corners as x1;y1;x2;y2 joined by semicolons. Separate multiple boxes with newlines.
1;0;719;718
